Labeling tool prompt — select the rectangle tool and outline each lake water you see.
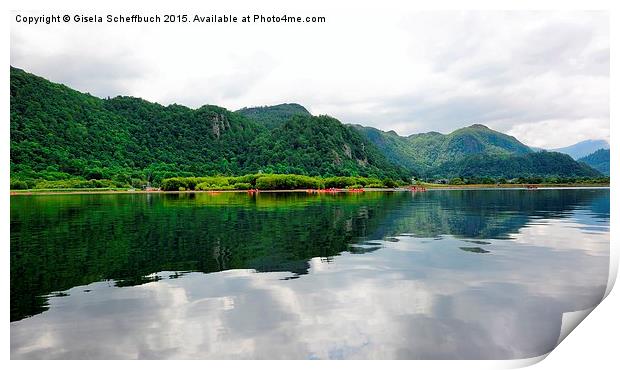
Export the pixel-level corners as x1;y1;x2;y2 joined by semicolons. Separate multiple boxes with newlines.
10;189;610;359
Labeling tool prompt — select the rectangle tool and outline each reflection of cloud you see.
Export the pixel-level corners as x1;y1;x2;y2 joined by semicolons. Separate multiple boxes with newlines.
509;217;609;257
11;212;608;359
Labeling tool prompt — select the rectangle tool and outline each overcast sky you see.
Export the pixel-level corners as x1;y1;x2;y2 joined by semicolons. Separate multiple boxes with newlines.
11;10;609;148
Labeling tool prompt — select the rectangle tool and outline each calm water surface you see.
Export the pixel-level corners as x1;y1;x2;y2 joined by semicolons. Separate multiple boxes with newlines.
10;189;610;359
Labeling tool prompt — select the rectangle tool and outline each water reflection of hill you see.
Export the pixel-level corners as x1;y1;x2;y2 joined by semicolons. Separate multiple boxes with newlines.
373;189;609;240
10;189;608;321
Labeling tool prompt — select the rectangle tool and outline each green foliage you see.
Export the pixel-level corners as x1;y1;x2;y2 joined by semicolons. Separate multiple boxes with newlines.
367;182;384;188
429;152;601;179
255;174;322;190
10;179;28;190
324;176;362;188
161;174;397;191
33;179;120;189
353;123;532;174
236;103;311;129
161;177;222;191
579;149;610;175
10;67;602;185
248;115;410;180
232;182;252;190
449;178;465;185
382;178;398;188
353;124;603;180
11;67;408;185
195;182;235;191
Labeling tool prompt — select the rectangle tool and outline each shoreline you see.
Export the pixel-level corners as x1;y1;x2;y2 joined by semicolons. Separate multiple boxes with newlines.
422;183;610;190
10;183;610;196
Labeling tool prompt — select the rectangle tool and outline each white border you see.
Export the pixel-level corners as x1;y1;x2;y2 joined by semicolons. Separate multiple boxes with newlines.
2;1;616;369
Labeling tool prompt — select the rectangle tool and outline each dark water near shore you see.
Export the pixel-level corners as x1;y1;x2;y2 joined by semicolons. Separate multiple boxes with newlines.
10;189;610;359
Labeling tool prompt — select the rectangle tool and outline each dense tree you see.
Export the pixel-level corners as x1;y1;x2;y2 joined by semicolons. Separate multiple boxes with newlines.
579;149;610;175
353;123;603;179
10;66;603;188
236;103;311;129
429;151;601;179
10;67;409;187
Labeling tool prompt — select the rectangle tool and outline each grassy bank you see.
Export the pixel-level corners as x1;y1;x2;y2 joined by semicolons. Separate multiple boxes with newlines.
10;173;610;194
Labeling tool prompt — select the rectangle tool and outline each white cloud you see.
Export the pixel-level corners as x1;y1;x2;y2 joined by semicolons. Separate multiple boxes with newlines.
10;10;609;148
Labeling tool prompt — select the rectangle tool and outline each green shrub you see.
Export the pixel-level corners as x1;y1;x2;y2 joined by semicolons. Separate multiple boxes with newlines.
161;174;403;191
32;179;117;189
324;176;356;188
195;182;213;190
161;178;185;191
233;182;252;190
231;174;262;186
255;174;321;190
10;179;28;190
382;178;398;188
367;182;384;188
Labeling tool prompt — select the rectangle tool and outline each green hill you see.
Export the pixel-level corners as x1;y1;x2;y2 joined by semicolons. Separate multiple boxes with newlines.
236;103;311;129
10;66;604;188
353;124;601;179
10;67;407;187
579;149;610;175
416;124;532;164
430;151;601;179
248;115;407;178
354;123;531;170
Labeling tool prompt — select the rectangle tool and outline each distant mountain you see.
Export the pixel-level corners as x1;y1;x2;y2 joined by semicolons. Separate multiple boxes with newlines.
354;124;525;173
551;140;609;159
353;124;601;179
579;149;610;175
236;103;311;129
430;151;601;179
354;124;532;173
407;124;532;168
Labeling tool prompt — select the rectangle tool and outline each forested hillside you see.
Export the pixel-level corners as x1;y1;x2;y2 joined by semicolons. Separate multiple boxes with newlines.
579;149;610;175
10;66;605;189
430;151;601;179
236;103;311;128
353;124;601;179
10;67;407;188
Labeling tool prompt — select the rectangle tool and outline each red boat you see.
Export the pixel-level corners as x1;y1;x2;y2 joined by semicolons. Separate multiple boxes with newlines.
318;188;341;193
409;185;427;192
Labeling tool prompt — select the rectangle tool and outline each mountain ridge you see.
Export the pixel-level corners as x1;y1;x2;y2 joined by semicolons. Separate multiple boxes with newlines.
352;123;600;179
551;139;609;159
10;66;604;187
579;148;610;175
10;66;406;186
